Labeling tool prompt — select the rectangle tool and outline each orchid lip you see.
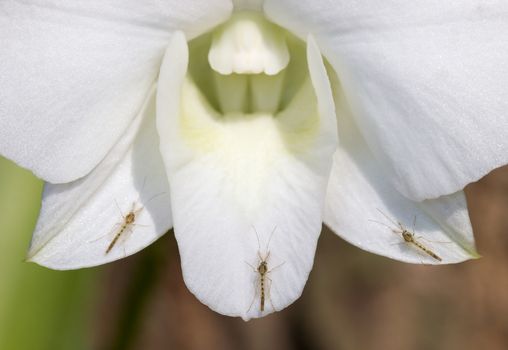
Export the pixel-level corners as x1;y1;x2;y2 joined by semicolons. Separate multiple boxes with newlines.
155;9;338;318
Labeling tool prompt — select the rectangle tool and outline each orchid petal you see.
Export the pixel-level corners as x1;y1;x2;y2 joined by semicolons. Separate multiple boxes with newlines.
27;88;172;269
156;32;337;319
265;0;508;200
324;85;478;264
0;0;231;183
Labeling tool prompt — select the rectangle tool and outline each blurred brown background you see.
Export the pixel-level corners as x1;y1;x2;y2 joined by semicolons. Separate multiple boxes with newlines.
92;165;508;350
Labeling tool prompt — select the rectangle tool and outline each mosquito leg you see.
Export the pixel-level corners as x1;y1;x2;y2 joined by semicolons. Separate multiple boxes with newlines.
266;276;277;312
268;261;286;273
418;236;452;244
245;261;257;273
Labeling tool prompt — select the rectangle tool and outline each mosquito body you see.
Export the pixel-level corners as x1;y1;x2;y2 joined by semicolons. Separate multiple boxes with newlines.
105;202;143;254
246;226;285;313
255;251;270;312
104;188;167;255
397;224;442;261
373;209;442;262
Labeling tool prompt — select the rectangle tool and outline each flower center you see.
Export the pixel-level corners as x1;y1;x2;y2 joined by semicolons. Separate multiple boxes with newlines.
157;11;336;216
208;12;289;76
177;13;322;210
186;11;308;116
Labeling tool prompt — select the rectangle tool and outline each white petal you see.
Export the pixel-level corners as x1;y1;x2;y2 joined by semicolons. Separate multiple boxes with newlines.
27;88;172;269
156;32;337;319
0;0;232;183
265;0;508;200
324;86;478;264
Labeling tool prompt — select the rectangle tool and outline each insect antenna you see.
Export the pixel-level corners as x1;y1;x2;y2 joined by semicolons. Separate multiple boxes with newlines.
114;199;124;218
264;225;278;255
368;219;394;230
251;225;262;253
375;208;400;227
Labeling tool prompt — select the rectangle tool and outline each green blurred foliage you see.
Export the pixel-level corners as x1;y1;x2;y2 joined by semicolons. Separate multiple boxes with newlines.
0;157;98;350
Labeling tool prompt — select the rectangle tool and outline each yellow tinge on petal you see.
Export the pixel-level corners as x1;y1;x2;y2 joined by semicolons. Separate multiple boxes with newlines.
173;12;336;214
179;73;321;209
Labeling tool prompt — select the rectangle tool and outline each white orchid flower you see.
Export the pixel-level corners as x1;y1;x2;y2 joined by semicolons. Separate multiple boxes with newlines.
1;0;507;320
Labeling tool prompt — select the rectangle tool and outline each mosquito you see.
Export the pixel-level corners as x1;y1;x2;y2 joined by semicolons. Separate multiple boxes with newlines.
371;209;442;262
106;201;144;254
246;226;285;313
104;189;166;255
